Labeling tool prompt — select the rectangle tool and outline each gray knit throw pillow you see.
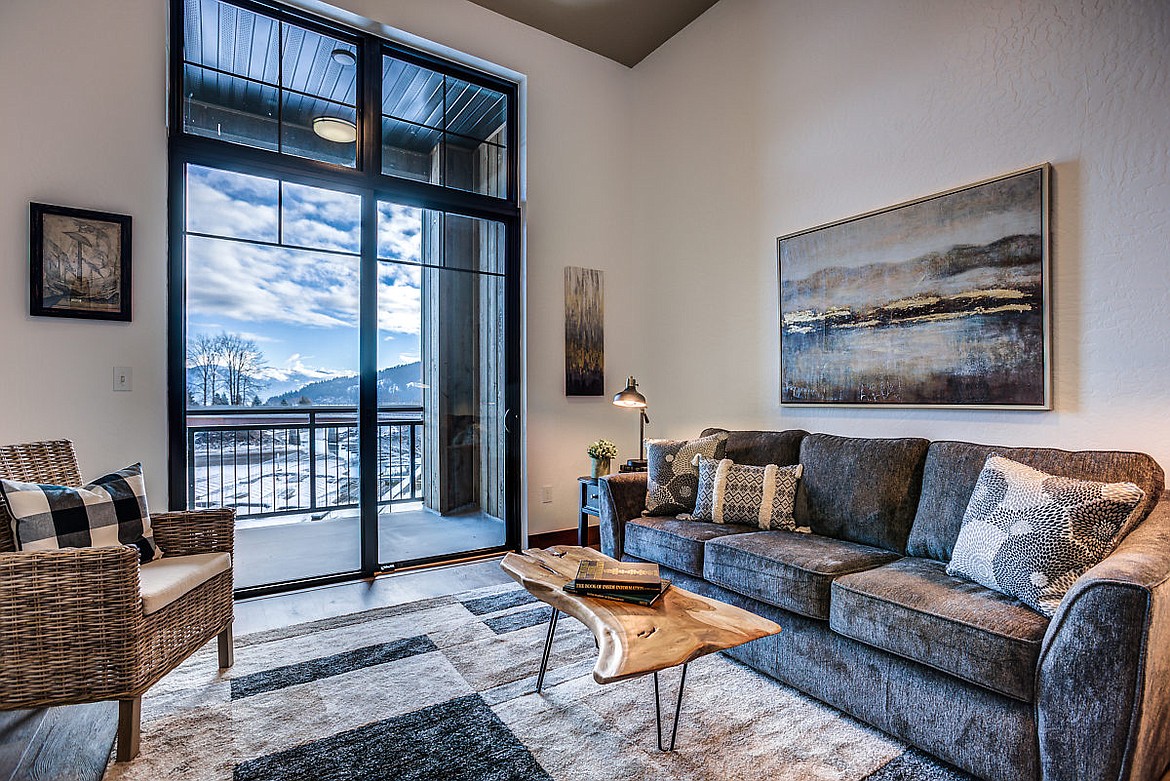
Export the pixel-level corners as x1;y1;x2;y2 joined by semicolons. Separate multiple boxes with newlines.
946;455;1143;617
644;432;728;516
690;455;802;530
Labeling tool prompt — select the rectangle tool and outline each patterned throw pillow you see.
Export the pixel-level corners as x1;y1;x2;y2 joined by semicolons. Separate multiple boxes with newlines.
645;432;728;516
0;463;162;563
946;455;1143;617
690;455;803;530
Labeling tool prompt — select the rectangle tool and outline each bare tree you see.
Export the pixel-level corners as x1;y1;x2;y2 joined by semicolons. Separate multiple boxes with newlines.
188;333;223;406
218;333;268;406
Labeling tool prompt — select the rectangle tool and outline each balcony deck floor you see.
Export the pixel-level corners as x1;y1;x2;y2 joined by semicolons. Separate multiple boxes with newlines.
234;505;505;589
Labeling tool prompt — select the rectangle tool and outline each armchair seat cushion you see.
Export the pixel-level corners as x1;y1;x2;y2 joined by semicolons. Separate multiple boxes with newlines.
704;530;900;619
623;516;755;577
830;557;1049;702
139;552;231;615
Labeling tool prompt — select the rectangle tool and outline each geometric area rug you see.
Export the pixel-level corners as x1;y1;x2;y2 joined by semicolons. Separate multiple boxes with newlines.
105;582;976;781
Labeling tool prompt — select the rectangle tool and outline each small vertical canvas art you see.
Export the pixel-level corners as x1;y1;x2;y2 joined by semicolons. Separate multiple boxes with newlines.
565;266;604;396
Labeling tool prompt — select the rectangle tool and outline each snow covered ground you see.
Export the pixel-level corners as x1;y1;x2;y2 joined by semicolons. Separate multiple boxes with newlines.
189;425;422;529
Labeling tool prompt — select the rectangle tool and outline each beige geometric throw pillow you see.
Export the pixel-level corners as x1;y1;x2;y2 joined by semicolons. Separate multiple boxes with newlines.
690;455;803;531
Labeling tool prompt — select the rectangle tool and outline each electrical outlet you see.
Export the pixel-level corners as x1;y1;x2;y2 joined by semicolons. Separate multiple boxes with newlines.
113;366;132;392
540;485;553;504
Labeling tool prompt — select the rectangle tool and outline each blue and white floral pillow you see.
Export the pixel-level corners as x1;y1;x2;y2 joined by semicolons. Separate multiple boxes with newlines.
947;455;1143;616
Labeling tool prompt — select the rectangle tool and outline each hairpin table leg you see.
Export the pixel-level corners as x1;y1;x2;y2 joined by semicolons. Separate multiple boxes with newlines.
653;663;688;752
535;608;560;692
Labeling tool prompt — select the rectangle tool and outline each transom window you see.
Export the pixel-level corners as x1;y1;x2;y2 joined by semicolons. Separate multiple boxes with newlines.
179;0;512;199
182;0;361;167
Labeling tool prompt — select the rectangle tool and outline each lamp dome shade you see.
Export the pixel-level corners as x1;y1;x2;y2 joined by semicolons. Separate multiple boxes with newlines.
612;376;647;408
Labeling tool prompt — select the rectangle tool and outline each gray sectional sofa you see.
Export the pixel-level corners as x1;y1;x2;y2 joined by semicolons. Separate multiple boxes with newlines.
597;429;1170;781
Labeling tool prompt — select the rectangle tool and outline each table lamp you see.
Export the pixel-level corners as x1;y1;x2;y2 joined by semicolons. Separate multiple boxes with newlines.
612;376;649;470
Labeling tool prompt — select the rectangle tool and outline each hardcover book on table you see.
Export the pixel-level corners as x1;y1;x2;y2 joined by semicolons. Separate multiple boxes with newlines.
563;580;672;607
573;559;660;588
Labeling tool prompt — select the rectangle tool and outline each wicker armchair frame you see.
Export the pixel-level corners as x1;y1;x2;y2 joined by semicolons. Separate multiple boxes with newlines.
0;440;234;762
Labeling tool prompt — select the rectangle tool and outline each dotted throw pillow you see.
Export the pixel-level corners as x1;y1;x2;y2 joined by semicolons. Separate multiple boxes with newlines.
690;455;803;531
946;455;1143;617
644;432;728;516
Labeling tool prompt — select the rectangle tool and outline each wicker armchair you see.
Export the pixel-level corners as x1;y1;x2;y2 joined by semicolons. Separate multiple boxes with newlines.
0;440;234;762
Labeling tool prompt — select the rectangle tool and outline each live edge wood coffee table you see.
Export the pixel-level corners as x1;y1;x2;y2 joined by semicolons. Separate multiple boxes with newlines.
500;545;781;751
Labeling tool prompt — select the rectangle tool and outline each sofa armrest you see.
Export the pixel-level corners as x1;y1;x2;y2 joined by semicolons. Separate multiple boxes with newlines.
597;472;647;560
152;508;235;557
0;546;142;707
1037;496;1170;781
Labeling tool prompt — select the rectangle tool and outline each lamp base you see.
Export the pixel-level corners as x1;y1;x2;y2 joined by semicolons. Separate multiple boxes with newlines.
621;459;648;473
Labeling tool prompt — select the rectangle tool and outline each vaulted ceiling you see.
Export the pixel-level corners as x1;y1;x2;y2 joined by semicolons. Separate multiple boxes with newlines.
465;0;721;67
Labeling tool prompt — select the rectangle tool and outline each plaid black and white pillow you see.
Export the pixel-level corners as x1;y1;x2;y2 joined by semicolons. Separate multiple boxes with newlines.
0;463;162;563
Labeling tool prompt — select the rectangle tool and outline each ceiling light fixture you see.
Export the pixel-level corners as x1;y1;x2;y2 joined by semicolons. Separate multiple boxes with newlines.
312;116;357;143
330;48;356;67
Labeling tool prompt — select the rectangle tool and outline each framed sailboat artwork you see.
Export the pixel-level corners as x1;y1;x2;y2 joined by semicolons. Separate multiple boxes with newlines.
30;202;132;322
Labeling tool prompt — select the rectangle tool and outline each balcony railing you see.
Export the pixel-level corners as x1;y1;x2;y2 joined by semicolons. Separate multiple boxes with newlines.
186;406;424;519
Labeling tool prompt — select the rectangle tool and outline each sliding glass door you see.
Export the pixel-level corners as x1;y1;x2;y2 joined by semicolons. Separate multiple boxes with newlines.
169;0;519;594
375;203;507;562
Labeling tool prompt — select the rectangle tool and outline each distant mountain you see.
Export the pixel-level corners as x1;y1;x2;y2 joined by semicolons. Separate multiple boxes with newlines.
252;369;343;399
263;362;423;406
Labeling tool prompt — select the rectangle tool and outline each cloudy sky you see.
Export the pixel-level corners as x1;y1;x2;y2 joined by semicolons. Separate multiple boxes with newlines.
185;165;423;387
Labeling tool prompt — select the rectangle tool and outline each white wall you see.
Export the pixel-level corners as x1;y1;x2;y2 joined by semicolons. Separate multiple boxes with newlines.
630;0;1170;468
0;0;171;496
0;0;639;535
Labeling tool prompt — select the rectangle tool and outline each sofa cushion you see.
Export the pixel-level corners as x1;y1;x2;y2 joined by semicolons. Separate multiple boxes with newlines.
830;557;1050;702
699;428;808;467
704;530;900;619
795;434;930;554
908;440;1165;562
623;516;755;577
947;455;1143;617
139;551;231;615
645;432;728;516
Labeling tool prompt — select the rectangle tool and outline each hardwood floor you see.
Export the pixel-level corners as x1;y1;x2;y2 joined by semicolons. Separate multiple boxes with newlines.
0;703;117;781
0;557;512;780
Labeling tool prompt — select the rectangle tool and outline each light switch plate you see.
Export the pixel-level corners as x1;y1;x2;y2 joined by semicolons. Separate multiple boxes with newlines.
113;366;132;392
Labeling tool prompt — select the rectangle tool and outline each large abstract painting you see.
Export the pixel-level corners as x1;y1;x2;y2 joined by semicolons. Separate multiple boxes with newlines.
779;165;1050;408
565;266;604;396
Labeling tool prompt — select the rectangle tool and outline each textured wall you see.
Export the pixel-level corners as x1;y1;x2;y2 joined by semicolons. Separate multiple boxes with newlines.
629;0;1170;467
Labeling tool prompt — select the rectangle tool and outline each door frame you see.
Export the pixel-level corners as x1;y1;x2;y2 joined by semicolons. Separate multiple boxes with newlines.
166;0;522;597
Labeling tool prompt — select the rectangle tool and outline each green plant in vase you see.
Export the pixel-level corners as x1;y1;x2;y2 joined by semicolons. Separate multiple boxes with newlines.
586;439;618;478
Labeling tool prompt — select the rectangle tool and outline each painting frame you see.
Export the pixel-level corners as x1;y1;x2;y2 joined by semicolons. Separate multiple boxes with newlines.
30;202;132;322
777;164;1051;409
